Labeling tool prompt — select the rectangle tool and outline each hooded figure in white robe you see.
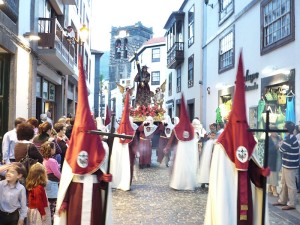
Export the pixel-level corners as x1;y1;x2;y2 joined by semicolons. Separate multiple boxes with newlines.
204;52;270;225
110;93;136;191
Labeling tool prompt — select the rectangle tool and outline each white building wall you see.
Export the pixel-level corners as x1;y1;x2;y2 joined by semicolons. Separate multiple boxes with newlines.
15;0;34;119
204;0;300;130
165;0;203;121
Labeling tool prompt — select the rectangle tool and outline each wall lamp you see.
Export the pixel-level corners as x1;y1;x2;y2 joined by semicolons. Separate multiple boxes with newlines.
23;32;40;41
204;0;214;9
0;0;4;5
207;87;211;95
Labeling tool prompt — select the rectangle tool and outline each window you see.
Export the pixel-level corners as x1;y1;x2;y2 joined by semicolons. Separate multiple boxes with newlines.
176;67;181;93
168;72;172;96
152;48;160;62
151;71;160;85
219;0;234;24
188;5;194;47
188;55;194;88
36;76;41;97
219;30;234;72
115;40;121;59
49;83;55;101
261;0;294;55
123;38;128;58
42;80;48;99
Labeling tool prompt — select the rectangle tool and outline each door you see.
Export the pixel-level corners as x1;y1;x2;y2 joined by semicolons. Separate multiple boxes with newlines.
0;54;10;160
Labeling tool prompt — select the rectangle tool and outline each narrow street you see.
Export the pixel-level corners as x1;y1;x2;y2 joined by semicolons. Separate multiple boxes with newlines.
111;151;300;225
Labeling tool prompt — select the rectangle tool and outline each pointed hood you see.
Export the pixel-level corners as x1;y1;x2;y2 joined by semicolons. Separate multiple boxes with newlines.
162;115;174;138
117;92;135;143
173;94;194;141
217;51;256;170
65;56;105;175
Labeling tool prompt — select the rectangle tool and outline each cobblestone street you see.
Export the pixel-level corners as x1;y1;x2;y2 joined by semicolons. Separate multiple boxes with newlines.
112;163;205;225
111;153;300;225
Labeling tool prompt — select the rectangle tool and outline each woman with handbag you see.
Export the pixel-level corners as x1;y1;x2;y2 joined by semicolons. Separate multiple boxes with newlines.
14;123;43;166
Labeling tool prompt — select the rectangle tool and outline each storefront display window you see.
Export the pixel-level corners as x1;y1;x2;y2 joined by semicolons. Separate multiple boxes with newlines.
257;71;295;140
42;80;48;99
36;76;41;97
217;87;234;123
49;83;55;101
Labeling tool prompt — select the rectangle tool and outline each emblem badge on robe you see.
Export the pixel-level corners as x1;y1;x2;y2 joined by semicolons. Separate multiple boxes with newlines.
236;146;248;163
183;131;190;139
77;151;89;168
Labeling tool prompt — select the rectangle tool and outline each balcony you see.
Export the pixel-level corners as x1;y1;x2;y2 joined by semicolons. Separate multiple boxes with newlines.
0;0;18;23
167;42;184;69
37;17;77;75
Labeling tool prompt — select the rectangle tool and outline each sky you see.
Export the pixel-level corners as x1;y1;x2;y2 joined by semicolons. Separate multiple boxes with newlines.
90;0;183;51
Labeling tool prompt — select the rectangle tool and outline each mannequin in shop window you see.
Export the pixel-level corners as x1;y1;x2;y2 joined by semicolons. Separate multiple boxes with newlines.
257;96;266;130
218;96;232;123
286;90;296;123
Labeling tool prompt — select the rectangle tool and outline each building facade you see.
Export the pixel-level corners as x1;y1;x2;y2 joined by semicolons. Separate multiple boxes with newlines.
0;0;93;158
108;22;153;112
164;0;203;121
203;0;298;129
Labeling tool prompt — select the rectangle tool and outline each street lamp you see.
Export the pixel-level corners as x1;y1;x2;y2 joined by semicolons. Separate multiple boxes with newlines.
79;24;89;44
78;24;89;55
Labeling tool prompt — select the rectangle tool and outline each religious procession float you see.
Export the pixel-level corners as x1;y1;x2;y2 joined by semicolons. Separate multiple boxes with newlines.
116;53;166;123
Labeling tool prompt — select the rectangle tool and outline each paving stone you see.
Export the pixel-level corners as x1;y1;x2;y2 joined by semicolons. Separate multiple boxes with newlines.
111;151;300;224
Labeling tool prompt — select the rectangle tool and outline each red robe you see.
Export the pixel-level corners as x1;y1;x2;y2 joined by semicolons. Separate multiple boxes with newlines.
63;173;104;225
137;125;159;166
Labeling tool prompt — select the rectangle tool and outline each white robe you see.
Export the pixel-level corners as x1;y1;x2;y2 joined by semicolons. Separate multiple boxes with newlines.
170;139;198;190
204;143;269;225
54;142;112;225
197;138;216;184
110;137;131;191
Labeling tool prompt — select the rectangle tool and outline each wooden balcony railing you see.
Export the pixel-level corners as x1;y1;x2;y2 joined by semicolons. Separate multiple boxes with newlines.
37;17;77;68
167;42;184;69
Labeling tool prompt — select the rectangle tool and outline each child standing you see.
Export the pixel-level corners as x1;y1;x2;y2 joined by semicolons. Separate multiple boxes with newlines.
40;141;61;224
26;163;51;225
0;162;27;225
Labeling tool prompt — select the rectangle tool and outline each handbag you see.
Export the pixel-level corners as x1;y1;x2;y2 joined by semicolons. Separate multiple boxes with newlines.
20;144;38;173
277;93;286;105
276;106;286;124
262;106;278;124
265;89;273;101
271;89;278;100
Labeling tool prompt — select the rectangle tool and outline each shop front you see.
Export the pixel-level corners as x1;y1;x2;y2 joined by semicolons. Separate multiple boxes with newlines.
253;70;296;168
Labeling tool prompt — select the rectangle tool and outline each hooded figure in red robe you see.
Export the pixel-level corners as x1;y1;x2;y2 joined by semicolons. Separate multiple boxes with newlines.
54;57;112;225
110;93;136;191
164;95;198;190
204;52;270;225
